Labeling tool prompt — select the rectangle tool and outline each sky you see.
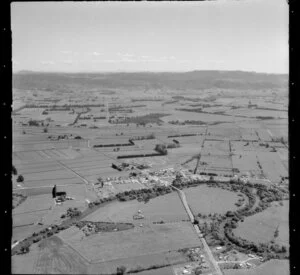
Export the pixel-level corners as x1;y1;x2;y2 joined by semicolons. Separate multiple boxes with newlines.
11;0;288;74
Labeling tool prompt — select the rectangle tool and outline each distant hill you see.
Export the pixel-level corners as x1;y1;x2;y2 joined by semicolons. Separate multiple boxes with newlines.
13;70;288;91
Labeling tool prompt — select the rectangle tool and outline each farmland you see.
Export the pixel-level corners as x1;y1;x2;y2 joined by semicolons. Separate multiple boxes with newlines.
59;222;201;262
233;201;289;246
184;185;240;215
12;71;288;274
82;192;189;223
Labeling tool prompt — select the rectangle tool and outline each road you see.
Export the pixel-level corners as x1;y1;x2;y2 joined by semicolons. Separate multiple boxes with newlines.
172;185;223;275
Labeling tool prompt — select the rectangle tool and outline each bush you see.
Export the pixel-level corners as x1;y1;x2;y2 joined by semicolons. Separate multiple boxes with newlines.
17;175;24;182
154;144;168;155
116;266;126;275
12;165;17;175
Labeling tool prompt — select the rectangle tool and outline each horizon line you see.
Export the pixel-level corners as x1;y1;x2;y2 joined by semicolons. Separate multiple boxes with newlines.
13;69;289;75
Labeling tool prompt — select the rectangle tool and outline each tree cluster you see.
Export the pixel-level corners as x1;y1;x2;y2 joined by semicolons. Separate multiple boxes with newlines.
154;144;168;155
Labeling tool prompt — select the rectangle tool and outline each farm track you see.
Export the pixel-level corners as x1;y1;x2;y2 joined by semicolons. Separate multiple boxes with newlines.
171;185;223;275
193;126;208;174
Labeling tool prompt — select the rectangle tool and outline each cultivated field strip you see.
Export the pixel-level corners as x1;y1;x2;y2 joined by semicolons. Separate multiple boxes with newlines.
20;178;83;188
60;155;112;167
13;140;88;152
14;160;62;170
59;222;201;263
232;152;260;173
88;252;175;275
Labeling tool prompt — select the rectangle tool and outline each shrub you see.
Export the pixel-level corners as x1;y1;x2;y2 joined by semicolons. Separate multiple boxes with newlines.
116;266;126;275
154;144;168;155
17;175;24;182
12;165;17;175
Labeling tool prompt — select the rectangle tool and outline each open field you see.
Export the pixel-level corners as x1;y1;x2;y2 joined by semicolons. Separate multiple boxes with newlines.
83;192;188;223
233;201;289;246
184;185;239;215
88;251;183;274
59;222;202;262
12;236;88;274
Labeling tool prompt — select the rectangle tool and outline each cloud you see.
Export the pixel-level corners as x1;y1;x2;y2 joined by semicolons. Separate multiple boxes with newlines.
92;51;102;56
137;55;177;62
175;60;194;64
61;51;79;55
61;50;72;54
40;61;55;65
101;60;119;63
61;60;74;65
120;57;137;63
117;52;135;58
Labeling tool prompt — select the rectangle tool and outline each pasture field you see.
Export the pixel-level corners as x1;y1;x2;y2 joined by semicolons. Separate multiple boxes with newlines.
12;236;89;274
197;155;233;176
239;128;259;141
256;128;272;141
111;181;144;193
59;222;201;262
233;201;289;246
184;185;239;215
123;156;171;171
265;124;288;140
13;194;53;216
257;152;288;183
13;139;88;152
202;140;230;155
223;259;289;275
207;125;241;140
161;111;253;124
231;151;261;175
225;108;288;120
167;146;202;166
166;135;204;145
13;159;82;188
82;192;188;223
127;266;174;275
88;251;182;274
12;224;45;245
11;243;41;274
202;106;231;113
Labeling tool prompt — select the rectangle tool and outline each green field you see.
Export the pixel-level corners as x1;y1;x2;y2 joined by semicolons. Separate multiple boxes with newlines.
58;222;201;262
233;201;289;246
184;184;240;215
82;192;188;223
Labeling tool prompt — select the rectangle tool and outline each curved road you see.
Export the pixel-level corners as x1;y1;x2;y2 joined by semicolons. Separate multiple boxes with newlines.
172;185;223;275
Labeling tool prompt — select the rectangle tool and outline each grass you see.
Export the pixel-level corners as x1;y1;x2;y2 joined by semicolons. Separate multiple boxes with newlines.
233;201;289;246
82;192;188;223
59;222;201;262
34;236;88;274
110;113;170;125
184;184;240;215
13;193;27;209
